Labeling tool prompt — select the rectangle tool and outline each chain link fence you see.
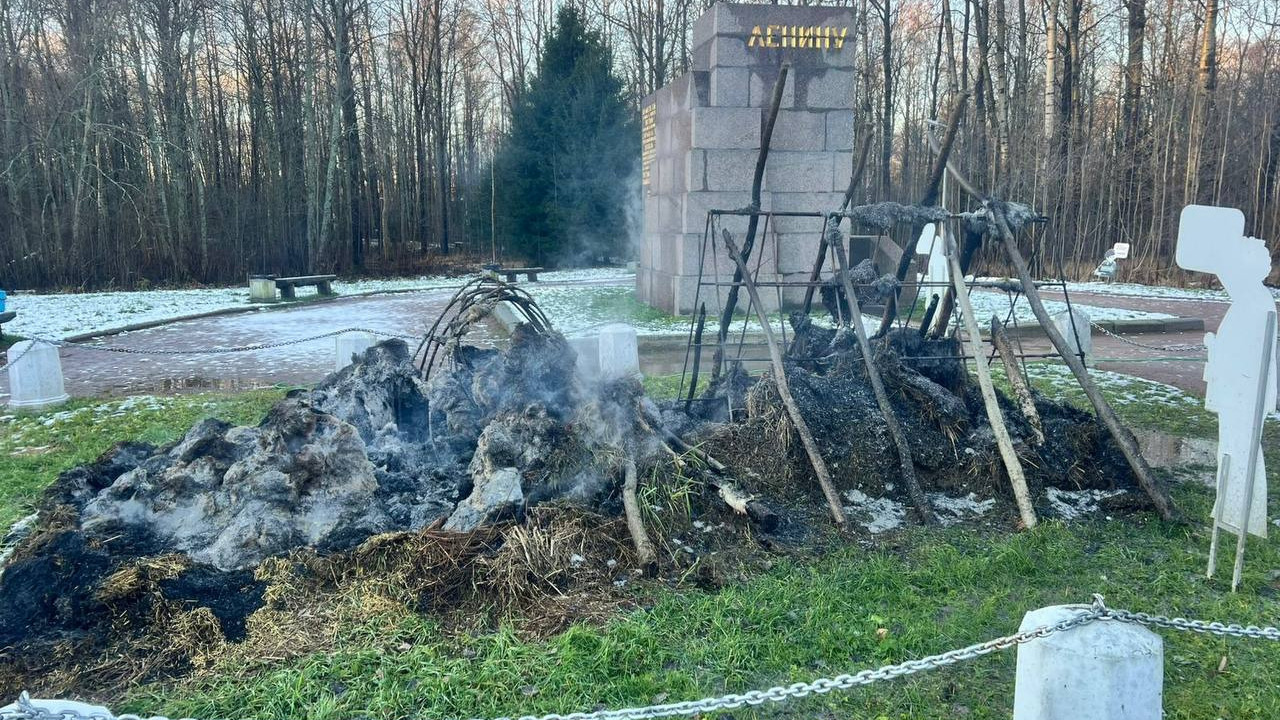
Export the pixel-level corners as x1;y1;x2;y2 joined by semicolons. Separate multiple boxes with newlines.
2;597;1276;720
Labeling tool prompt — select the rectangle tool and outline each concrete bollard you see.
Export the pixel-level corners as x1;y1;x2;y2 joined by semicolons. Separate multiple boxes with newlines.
334;331;376;372
597;324;640;381
249;276;277;302
568;335;601;384
1013;605;1162;720
1053;307;1093;365
7;341;70;411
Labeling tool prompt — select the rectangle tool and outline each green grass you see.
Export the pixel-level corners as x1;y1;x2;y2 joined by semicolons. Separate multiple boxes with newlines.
122;496;1280;720
0;390;284;527
5;369;1279;719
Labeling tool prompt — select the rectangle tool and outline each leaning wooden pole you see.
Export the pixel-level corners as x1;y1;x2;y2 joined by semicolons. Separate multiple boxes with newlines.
874;93;969;338
945;237;1038;529
721;229;848;526
800;133;874;316
710;64;790;383
829;223;938;525
987;203;1177;521
991;315;1045;446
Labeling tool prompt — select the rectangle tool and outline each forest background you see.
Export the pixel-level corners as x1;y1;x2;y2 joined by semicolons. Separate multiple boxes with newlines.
2;0;1278;290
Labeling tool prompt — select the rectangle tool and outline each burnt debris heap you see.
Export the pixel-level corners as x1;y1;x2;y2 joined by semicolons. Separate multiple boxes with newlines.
0;276;1160;693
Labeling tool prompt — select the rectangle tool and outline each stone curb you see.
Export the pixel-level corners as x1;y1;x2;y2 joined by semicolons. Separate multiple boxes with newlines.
1002;316;1204;339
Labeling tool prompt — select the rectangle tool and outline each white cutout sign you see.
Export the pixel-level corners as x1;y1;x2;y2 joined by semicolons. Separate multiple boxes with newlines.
1176;205;1276;553
915;222;949;287
1112;242;1130;259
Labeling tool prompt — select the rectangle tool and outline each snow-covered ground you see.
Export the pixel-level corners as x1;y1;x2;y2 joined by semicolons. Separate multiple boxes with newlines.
967;288;1175;324
3;268;632;340
1063;280;1280;302
5;266;1211;344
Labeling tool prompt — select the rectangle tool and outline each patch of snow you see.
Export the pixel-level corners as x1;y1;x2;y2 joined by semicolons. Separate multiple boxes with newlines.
1045;487;1126;520
1064;281;1280;303
4;267;633;340
928;492;997;526
843;489;908;534
967;289;1175;324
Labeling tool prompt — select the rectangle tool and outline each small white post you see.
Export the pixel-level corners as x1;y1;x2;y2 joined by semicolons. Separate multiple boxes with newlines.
334;331;376;372
249;276;277;302
1053;307;1093;366
568;335;601;384
597;323;640;381
1013;605;1163;720
7;340;70;411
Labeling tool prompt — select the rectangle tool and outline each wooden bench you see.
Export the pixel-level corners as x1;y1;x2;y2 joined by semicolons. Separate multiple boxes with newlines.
276;274;337;299
501;267;543;283
0;311;14;340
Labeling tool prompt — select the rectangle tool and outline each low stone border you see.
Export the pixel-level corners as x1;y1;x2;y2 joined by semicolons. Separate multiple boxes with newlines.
1001;316;1204;339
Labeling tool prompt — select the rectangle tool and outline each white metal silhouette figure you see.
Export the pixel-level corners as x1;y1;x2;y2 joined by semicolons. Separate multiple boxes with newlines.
916;222;949;287
1177;204;1277;590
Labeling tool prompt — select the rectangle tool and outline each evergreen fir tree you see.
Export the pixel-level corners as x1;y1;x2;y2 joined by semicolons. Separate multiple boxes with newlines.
496;6;639;266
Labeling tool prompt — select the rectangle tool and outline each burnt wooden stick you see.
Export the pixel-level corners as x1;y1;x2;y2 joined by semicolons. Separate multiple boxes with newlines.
799;231;831;318
721;229;848;525
917;294;940;337
684;302;708;413
873;93;969;338
929;226;983;338
801;135;874;316
945;237;1038;529
828;225;937;525
622;458;658;574
987;203;1177;521
710;64;790;384
990;315;1045;446
637;410;780;530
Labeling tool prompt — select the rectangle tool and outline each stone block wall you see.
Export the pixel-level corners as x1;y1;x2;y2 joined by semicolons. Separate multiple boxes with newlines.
639;2;859;315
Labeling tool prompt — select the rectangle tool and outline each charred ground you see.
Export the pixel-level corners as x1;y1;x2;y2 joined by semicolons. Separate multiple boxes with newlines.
0;310;1149;698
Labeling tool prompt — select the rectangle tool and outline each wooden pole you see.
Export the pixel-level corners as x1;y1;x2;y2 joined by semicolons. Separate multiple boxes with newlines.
988;203;1177;521
721;229;848;525
991;315;1045;445
684;302;707;413
946;236;1038;528
828;224;938;525
622;459;657;573
874;94;968;338
711;64;790;383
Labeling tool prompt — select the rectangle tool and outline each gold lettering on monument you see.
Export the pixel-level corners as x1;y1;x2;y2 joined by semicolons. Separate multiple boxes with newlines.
641;103;657;187
748;24;848;50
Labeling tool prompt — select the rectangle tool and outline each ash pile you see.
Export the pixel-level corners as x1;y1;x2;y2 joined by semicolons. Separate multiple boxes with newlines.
0;277;1152;691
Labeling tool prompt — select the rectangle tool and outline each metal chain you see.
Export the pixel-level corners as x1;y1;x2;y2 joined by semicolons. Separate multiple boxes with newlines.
4;597;1277;720
0;338;49;371
1103;609;1280;640
1089;321;1204;353
1;328;419;362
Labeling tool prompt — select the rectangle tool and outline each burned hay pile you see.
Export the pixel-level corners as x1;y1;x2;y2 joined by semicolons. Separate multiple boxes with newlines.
689;320;1143;528
0;280;1153;696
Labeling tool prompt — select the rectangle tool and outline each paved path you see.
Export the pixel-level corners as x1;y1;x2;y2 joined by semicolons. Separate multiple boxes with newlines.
1024;288;1279;396
0;289;488;398
2;280;1272;401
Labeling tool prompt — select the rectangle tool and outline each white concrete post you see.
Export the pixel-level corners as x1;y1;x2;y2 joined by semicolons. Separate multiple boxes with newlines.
1013;605;1163;720
568;335;602;384
1053;307;1093;366
334;331;376;372
249;276;277;302
7;341;70;411
598;324;640;381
